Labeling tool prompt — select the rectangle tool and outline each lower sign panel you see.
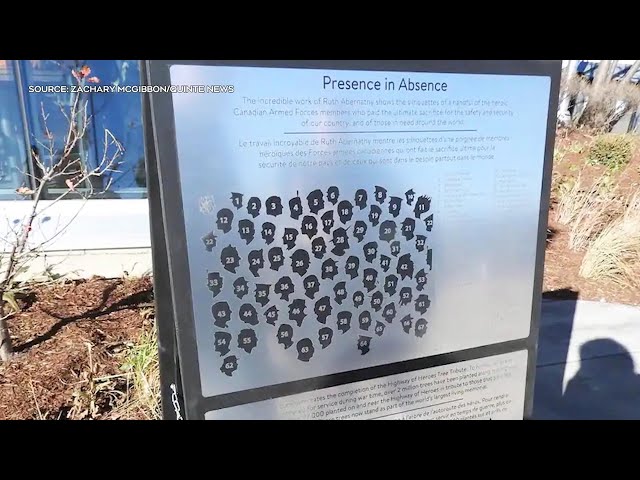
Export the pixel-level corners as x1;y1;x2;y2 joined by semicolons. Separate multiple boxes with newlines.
205;349;528;420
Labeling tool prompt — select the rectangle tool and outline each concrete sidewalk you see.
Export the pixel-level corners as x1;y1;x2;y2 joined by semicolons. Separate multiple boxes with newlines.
533;300;640;420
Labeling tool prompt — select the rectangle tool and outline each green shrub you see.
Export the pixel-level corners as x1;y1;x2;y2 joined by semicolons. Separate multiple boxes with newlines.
587;135;634;172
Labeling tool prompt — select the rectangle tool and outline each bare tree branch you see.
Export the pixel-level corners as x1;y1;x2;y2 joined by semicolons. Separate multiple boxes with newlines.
0;64;125;360
623;60;640;83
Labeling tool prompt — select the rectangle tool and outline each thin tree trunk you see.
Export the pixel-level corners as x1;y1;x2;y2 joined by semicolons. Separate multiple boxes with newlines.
594;60;613;87
0;175;48;361
559;60;579;123
0;309;12;361
623;60;640;83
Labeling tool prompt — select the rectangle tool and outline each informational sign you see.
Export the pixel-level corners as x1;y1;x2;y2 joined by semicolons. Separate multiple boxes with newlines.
143;60;560;420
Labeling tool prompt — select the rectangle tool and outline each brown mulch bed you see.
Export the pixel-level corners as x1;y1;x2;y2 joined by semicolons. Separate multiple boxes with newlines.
0;276;153;420
542;129;640;305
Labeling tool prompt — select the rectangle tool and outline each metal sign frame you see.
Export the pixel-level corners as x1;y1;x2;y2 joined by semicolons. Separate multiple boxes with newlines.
142;60;561;420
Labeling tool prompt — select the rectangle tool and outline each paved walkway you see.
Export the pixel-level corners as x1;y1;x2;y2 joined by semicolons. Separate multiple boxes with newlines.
533;300;640;420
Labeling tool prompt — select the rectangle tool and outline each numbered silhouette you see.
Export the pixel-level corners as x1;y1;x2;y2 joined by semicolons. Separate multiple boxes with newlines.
388;196;402;218
363;241;378;263
264;305;279;326
353;220;368;243
268;246;284;271
337;200;354;224
301;215;318;240
415;294;431;315
314;296;332;324
331;227;349;256
362;268;378;292
374;186;387;204
355;188;368;210
238;329;258;354
400;315;413;334
380;254;391;272
202;231;217;252
413;195;431;219
277;324;294;349
379;220;396;243
312;237;327;259
399;287;413;306
384;274;398;296
415;235;426;252
291;249;311;277
390;241;401;258
415;269;428;291
374;321;386;337
248;249;264;277
397;253;414;280
283;227;298;250
207;272;223;297
254;284;270;307
220;355;238;377
214;331;232;356
303;275;320;299
307;189;325;215
405;189;415;206
266;195;283;217
238;219;255;244
216;208;234;234
246;196;261;218
345;256;360;280
352;291;365;309
333;281;347;305
382;302;397;323
425;214;434;232
357;335;372;355
318;327;334;349
369;205;382;227
359;311;373;331
233;277;249;299
289;194;303;220
401;218;416;241
212;301;231;328
231;192;244;209
327;186;339;205
261;222;276;245
275;276;295;301
289;299;307;327
220;245;241;273
371;291;383;312
415;318;428;338
337;311;352;334
296;338;315;362
239;303;259;326
321;210;334;234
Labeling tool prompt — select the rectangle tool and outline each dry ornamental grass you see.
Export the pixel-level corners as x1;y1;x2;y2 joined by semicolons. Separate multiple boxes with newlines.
580;192;640;286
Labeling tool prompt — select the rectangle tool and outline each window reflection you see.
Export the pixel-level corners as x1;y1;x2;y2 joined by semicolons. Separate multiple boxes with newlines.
21;60;146;200
89;60;146;198
23;60;95;198
0;60;28;197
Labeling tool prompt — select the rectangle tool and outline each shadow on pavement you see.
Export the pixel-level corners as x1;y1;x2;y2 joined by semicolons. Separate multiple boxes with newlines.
533;289;577;420
561;339;640;419
534;290;640;419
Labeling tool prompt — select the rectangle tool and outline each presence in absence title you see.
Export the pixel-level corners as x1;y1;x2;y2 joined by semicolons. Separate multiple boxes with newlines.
323;75;448;92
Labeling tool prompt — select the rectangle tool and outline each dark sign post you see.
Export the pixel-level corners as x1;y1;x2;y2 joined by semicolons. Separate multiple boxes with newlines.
143;60;560;420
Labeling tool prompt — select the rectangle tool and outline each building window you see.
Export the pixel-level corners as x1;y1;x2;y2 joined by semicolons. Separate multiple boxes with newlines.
86;60;146;199
0;60;147;201
0;60;29;198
